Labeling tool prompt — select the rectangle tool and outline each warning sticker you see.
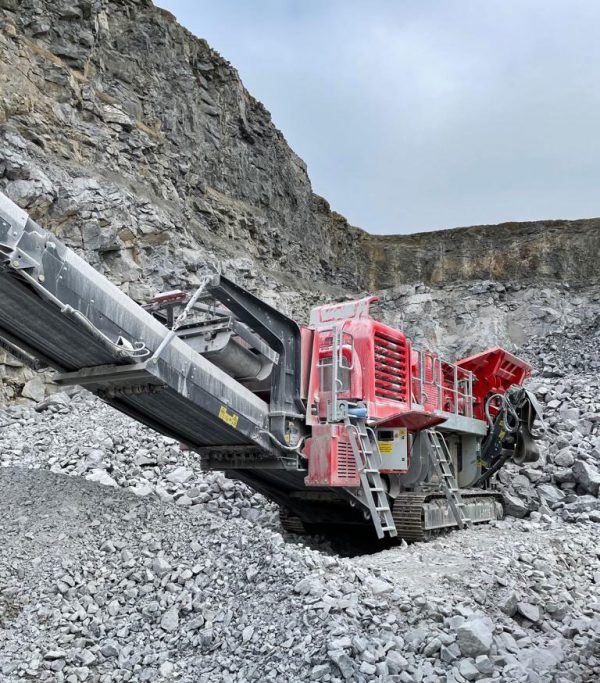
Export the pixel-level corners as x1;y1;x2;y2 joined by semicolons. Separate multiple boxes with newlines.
218;405;239;428
378;442;393;454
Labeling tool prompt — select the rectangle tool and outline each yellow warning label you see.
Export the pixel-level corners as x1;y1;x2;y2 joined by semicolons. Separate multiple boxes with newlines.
399;428;407;438
378;442;393;454
218;405;239;428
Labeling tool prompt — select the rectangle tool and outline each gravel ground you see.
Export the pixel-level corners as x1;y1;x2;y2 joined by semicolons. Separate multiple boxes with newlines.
0;324;599;682
0;467;599;683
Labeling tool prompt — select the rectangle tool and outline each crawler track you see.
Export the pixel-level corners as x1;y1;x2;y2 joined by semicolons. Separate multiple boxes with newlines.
392;491;504;542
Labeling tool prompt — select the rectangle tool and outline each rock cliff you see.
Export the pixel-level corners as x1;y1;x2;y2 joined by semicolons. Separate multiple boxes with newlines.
0;0;364;303
1;0;599;403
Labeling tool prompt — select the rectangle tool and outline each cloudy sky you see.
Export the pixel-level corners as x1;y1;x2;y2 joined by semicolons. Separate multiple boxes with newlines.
157;0;600;234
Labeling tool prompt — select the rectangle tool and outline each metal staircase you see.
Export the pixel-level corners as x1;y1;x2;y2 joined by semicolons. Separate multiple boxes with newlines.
345;416;397;539
425;430;472;530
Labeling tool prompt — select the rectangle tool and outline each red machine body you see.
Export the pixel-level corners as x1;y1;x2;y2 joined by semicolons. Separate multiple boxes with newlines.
301;297;531;488
304;424;360;487
456;347;531;421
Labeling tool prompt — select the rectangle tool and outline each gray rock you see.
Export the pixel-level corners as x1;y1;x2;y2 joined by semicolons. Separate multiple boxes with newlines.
85;469;117;487
499;591;518;617
21;377;46;402
475;655;494;674
552;448;575;468
365;576;394;595
459;658;480;681
386;650;409;673
456;618;494;657
573;461;600;496
311;664;330;680
100;641;120;658
329;650;355;680
502;492;530;518
152;556;171;577
160;607;179;633
536;483;565;504
517;602;541;623
166;467;194;485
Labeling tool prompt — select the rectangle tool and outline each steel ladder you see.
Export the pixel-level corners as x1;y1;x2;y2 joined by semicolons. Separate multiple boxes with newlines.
345;416;397;539
425;430;472;530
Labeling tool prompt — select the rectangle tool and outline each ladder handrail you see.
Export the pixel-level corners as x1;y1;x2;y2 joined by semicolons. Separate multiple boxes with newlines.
344;415;397;539
425;429;472;530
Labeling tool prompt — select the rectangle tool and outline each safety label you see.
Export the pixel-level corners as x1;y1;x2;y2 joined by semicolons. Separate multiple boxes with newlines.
218;405;239;428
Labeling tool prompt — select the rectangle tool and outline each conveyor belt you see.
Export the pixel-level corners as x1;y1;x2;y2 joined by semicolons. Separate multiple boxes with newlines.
0;193;274;456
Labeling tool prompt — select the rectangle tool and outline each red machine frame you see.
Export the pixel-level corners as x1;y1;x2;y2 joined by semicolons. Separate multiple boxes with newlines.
301;297;531;488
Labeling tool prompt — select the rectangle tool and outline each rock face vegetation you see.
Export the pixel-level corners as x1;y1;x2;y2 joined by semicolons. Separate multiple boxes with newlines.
0;1;599;682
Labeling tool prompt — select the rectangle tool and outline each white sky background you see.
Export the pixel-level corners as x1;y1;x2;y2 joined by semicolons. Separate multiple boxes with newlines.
157;0;600;234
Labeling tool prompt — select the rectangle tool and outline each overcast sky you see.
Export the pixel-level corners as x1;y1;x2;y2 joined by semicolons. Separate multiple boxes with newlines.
157;0;600;234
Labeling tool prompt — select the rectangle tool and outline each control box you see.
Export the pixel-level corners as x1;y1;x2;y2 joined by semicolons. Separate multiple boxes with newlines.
376;428;408;471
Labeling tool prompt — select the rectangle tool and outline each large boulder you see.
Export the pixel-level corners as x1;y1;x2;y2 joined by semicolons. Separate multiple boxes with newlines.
502;491;530;518
573;461;600;496
456;618;494;657
21;376;45;402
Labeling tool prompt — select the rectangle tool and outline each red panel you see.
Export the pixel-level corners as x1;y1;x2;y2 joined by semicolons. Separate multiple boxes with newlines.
456;347;531;420
374;410;446;431
305;424;359;487
306;317;411;426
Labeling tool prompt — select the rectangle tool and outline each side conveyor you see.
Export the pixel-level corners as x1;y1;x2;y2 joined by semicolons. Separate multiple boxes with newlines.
0;193;274;457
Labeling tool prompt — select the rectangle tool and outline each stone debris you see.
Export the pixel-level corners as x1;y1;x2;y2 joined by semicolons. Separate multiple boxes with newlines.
492;323;600;524
0;333;599;681
0;390;279;530
456;618;494;657
0;294;598;683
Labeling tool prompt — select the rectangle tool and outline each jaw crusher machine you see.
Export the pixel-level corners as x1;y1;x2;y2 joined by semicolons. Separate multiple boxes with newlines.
0;192;542;541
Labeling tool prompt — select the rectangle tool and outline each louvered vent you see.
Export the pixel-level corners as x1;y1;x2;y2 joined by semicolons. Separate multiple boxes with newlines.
336;440;358;481
374;331;408;402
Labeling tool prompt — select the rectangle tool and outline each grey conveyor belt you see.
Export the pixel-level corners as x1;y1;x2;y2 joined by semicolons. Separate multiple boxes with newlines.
0;192;273;455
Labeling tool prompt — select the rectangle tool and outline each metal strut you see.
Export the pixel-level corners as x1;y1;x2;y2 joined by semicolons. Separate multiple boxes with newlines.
425;430;472;530
345;415;397;539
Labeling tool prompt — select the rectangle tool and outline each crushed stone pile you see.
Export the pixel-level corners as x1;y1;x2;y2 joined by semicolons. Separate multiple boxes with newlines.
0;467;599;683
0;390;277;529
496;321;600;521
0;314;599;682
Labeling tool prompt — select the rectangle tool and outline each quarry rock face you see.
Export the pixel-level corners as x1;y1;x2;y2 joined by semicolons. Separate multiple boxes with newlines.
1;0;599;403
0;0;361;300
